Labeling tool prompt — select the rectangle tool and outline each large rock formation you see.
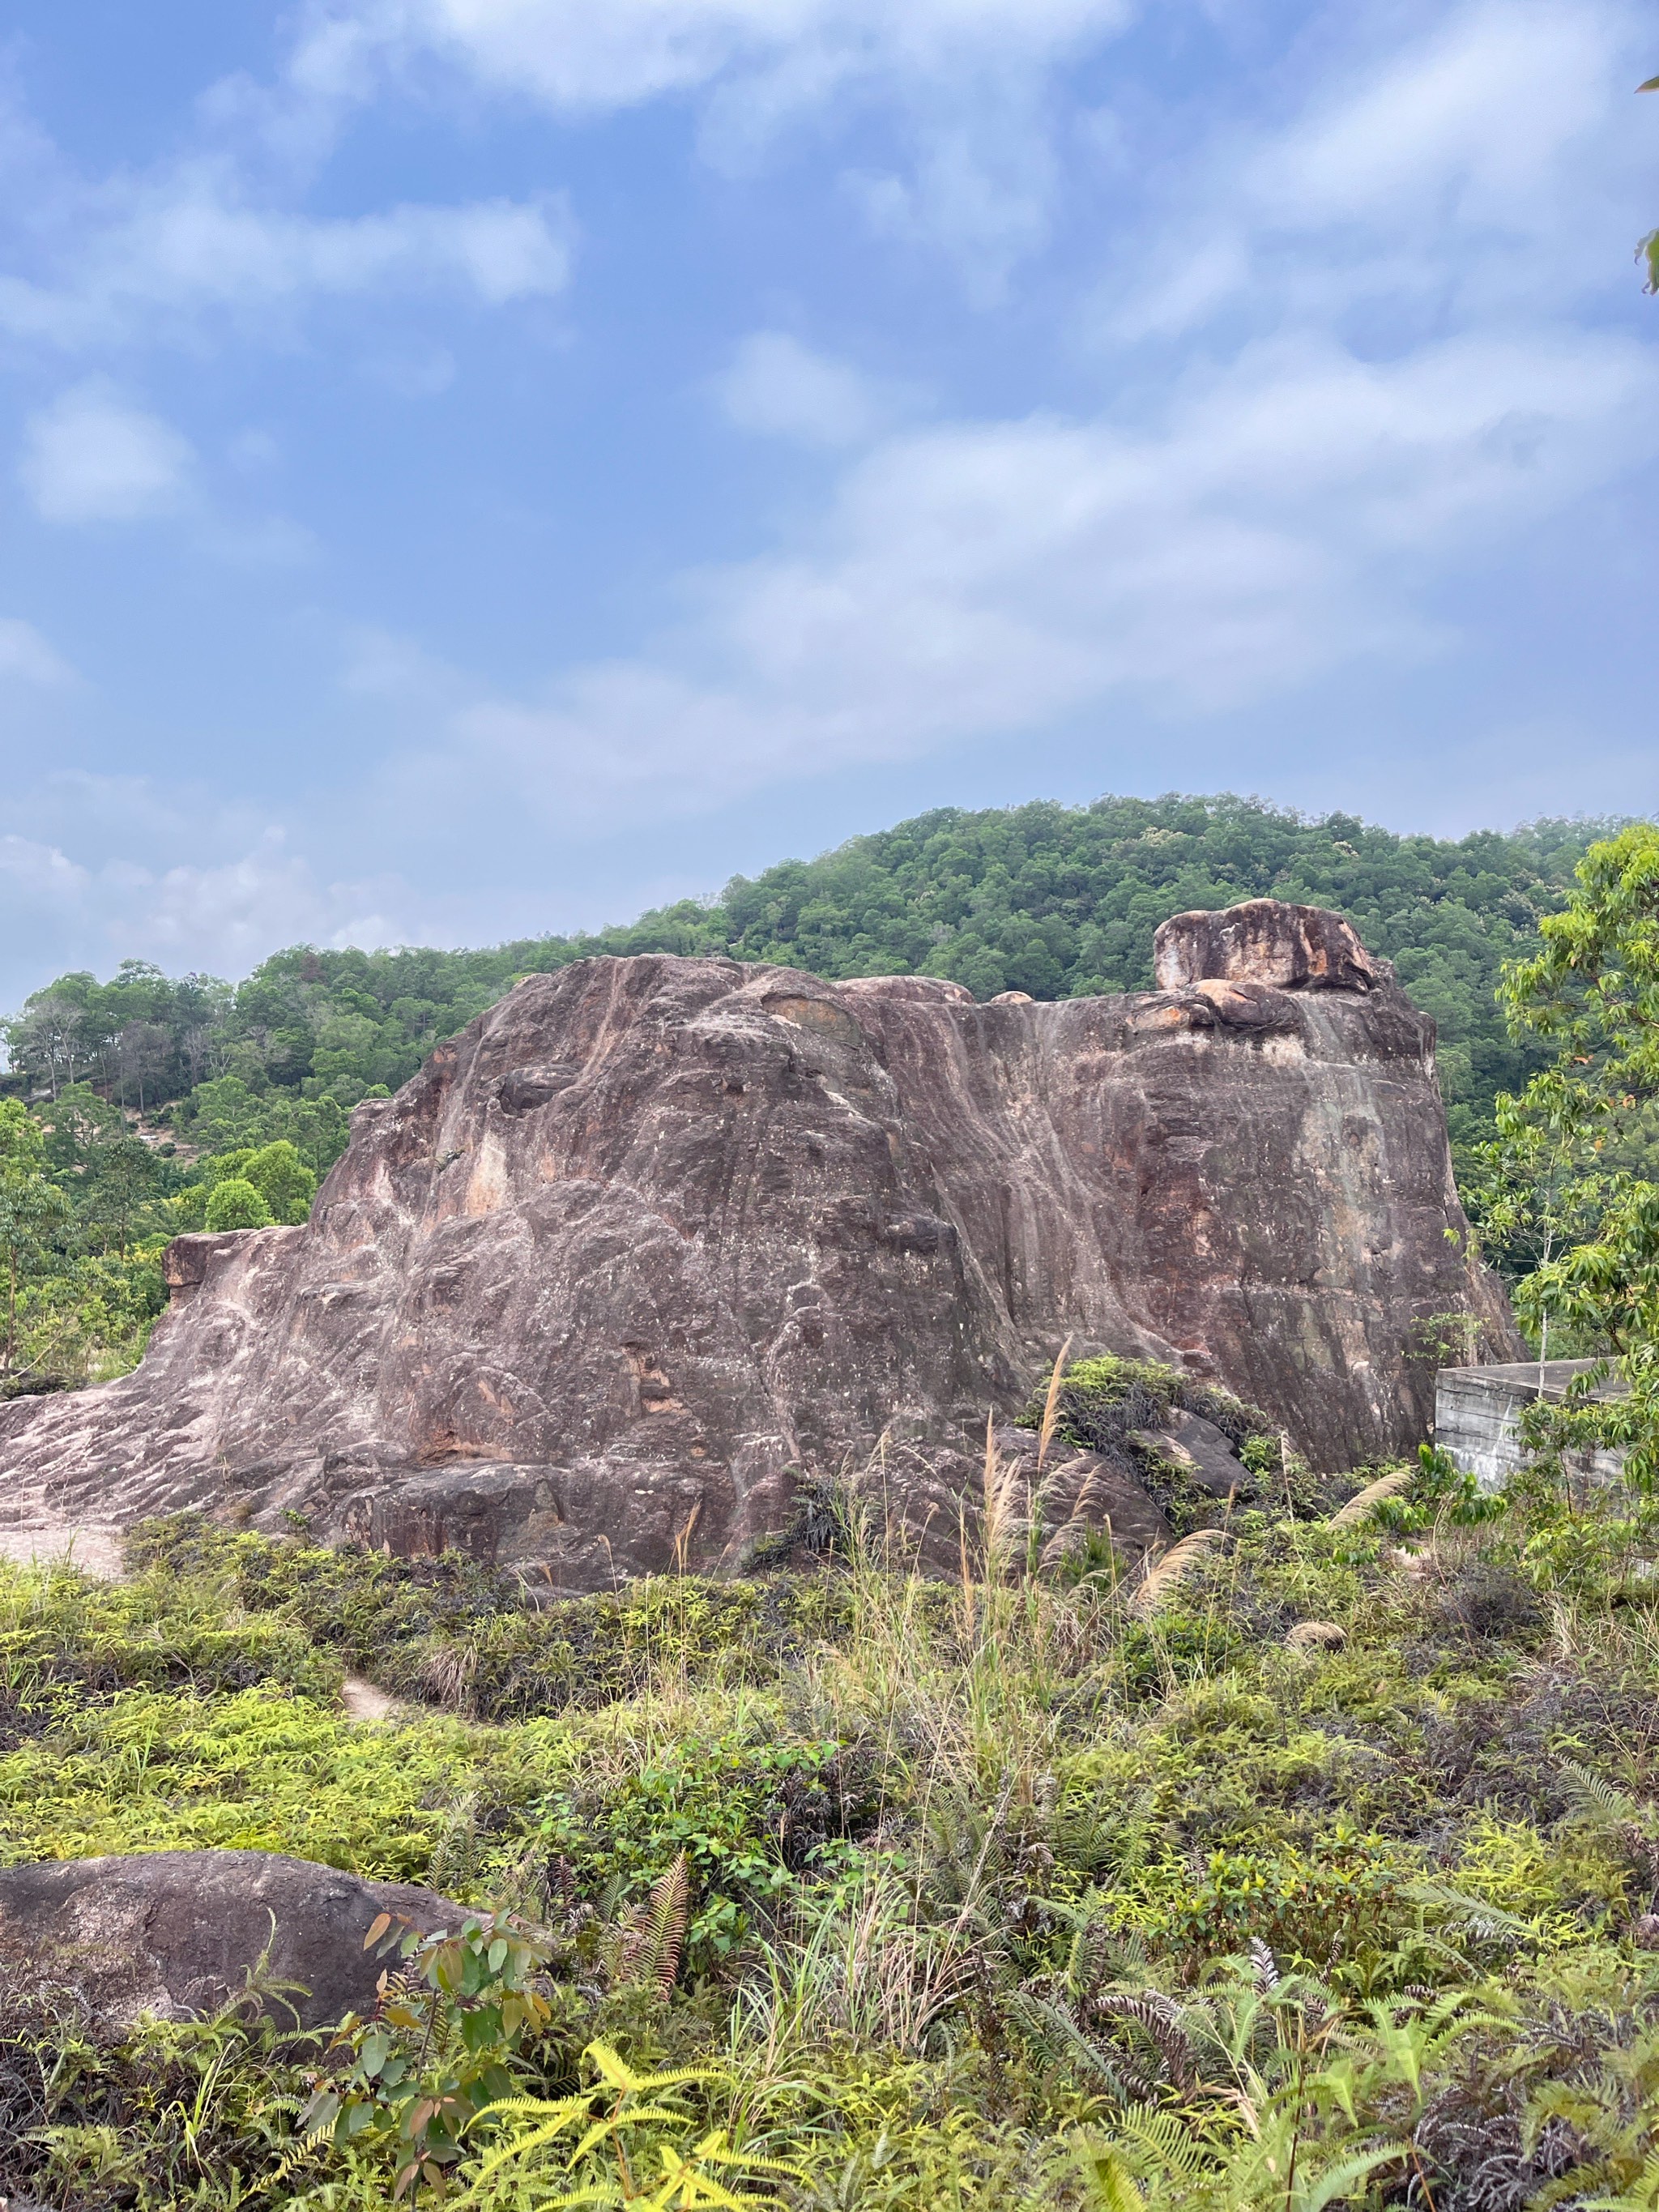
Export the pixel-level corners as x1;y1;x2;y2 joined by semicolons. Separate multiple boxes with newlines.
0;901;1516;1586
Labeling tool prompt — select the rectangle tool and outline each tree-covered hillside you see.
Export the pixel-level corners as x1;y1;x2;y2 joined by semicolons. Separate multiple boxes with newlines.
2;795;1622;1170
594;796;1617;1147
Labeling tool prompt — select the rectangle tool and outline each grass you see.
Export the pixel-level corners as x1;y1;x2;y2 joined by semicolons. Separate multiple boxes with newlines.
5;1433;1659;2207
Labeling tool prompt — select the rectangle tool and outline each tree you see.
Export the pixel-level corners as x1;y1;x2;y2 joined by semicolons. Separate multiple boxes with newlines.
1643;75;1659;293
205;1176;274;1232
1493;823;1659;1483
242;1141;316;1226
37;1083;123;1174
3;981;102;1100
0;1100;68;1373
83;1137;164;1257
115;1019;173;1113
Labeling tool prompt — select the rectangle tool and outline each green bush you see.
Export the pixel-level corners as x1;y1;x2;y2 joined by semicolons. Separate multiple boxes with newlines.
203;1175;273;1232
242;1138;317;1225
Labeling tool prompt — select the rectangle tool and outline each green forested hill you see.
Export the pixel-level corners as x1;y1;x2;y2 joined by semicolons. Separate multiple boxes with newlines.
2;795;1623;1163
588;796;1615;1147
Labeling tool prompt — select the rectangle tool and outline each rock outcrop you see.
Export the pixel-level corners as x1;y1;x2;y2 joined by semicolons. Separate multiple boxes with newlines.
1154;899;1380;994
0;901;1517;1586
0;1851;458;2030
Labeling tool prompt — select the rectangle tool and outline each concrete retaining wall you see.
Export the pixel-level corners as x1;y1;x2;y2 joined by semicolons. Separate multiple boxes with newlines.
1435;1359;1623;1488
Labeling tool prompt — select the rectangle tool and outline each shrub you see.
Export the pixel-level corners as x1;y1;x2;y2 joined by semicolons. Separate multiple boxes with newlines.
242;1139;318;1225
204;1176;274;1232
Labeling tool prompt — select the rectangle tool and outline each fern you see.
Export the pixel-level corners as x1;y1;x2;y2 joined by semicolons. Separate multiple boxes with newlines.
1006;1991;1149;2099
1405;1878;1542;1943
463;2052;803;2210
1066;1919;1116;2001
1299;2142;1411;2212
1059;2131;1149;2212
1248;1936;1282;1994
1559;1756;1640;1821
616;1851;691;1997
1052;1800;1119;1877
1111;2101;1213;2183
1091;1992;1198;2091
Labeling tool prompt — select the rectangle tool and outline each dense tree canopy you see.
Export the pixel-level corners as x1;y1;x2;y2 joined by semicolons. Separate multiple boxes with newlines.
1;796;1623;1171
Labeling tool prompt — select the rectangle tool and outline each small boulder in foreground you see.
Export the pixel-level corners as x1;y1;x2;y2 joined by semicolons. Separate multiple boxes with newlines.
0;1848;460;2031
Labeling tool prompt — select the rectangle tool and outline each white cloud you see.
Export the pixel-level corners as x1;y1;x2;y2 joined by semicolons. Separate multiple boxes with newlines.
290;0;1130;112
19;384;195;524
131;834;399;962
0;163;574;349
424;319;1657;819
285;0;1133;286
717;331;896;446
1256;0;1609;224
0;835;91;905
0;619;76;687
0;801;428;1013
1111;0;1641;341
376;0;1653;830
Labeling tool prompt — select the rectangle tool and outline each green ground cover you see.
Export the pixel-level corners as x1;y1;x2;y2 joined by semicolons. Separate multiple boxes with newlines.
4;1441;1659;2210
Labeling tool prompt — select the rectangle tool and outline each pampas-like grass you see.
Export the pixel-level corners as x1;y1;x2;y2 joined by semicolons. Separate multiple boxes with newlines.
1286;1620;1346;1652
1036;1335;1074;1473
1328;1467;1415;1530
1130;1527;1225;1616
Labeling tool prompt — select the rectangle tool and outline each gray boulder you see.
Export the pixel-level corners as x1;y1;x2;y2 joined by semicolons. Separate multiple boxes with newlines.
0;1850;459;2031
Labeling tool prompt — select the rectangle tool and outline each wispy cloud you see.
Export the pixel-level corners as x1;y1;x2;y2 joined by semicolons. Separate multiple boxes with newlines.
716;331;906;447
429;322;1655;819
0;159;574;352
0;809;424;1006
0;0;1650;1005
287;0;1135;288
365;0;1655;829
1108;0;1642;343
19;383;195;523
0;619;76;687
289;0;1132;111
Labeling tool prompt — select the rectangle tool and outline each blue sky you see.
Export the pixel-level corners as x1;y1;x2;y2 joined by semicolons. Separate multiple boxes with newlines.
0;0;1654;1007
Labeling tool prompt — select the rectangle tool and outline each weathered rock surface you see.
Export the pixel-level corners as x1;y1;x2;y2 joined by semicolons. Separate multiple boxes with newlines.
0;901;1517;1586
0;1850;458;2030
1154;899;1380;994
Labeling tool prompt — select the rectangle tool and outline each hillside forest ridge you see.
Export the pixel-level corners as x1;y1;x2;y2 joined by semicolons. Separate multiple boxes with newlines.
0;792;1627;1399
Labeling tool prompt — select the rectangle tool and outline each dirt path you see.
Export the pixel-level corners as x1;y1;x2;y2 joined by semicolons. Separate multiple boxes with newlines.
0;1518;125;1578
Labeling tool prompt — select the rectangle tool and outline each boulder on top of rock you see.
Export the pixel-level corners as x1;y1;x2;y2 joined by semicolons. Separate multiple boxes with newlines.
0;1850;460;2031
1153;899;1380;994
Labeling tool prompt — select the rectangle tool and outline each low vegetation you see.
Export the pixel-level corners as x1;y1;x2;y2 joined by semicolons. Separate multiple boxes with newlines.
3;1434;1659;2210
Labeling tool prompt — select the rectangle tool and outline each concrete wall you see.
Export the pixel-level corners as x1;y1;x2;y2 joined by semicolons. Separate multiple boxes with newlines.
1435;1359;1623;1488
